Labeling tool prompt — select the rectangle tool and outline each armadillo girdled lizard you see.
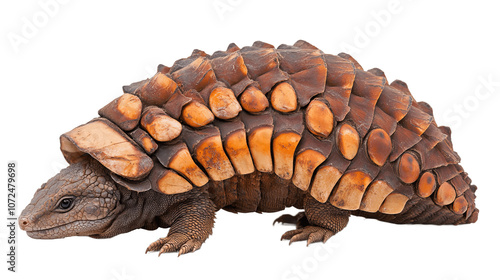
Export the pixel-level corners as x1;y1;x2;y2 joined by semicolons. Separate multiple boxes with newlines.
20;40;479;256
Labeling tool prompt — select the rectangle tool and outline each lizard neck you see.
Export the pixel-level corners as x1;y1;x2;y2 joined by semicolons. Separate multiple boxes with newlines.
92;185;198;238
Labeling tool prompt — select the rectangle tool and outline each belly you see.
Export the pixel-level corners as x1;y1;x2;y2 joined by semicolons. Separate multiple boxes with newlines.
203;171;306;213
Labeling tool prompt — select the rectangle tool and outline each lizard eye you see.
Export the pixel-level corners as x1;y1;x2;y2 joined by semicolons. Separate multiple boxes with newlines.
57;197;74;211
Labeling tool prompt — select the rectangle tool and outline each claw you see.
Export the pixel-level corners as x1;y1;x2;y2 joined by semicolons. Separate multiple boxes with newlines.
322;230;334;243
289;231;309;244
158;242;176;256
306;231;325;246
146;234;203;257
178;239;202;256
273;214;296;225
281;226;335;246
273;212;307;226
280;228;300;241
178;247;187;257
145;237;167;253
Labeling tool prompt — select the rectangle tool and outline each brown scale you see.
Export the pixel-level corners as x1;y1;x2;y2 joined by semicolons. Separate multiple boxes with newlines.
411;125;448;169
338;52;363;70
399;106;434;136
208;86;242;120
157;63;171;74
322;54;355;122
449;174;470;196
434;182;456;206
134;72;179;106
276;44;327;107
336;123;360;160
292;130;332;191
464;189;477;219
434;164;461;186
330;153;378;210
225;43;241;53
416;171;437;198
345;69;386;138
140;106;182;142
370;107;398;136
397;152;421;184
213;118;254;175
60;118;154;180
366;128;392;167
376;85;412;122
169;56;217;103
210;51;253;96
271;111;304;180
305;98;335;138
109;172;151;193
122;78;148;95
98;93;142;131
390;79;411;95
148;164;193;195
422;146;450;170
181;89;214;128
181;126;234;181
239;110;274;173
181;101;214;128
389;125;421;162
162;91;192;119
240;44;288;94
239;86;269;113
379;193;409;215
59;40;478;228
310;134;351;204
128;128;158;155
451;195;468;215
270;82;298;113
155;141;209;187
330;171;372;211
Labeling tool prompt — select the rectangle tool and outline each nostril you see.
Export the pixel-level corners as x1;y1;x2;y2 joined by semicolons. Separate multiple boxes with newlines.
19;216;30;230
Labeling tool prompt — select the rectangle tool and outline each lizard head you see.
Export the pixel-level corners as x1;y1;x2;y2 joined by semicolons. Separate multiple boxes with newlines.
19;158;123;239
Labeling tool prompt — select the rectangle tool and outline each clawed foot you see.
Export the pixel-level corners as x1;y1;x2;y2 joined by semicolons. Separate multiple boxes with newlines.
145;233;203;257
281;226;334;246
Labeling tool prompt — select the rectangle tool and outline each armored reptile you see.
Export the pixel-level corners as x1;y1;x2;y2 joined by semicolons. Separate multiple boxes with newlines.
20;40;479;256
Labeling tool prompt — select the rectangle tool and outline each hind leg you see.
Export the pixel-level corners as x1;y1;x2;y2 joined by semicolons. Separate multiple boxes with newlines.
277;195;350;245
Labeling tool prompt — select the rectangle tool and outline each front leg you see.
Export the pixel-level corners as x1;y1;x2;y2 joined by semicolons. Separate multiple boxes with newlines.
146;193;216;256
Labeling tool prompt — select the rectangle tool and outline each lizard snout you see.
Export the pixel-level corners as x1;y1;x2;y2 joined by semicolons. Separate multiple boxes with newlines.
19;215;32;231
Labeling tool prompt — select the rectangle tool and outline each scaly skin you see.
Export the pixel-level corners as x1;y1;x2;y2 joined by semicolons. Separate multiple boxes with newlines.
20;158;216;256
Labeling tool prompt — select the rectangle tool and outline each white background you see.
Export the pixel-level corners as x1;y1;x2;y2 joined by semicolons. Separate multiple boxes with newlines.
1;1;499;279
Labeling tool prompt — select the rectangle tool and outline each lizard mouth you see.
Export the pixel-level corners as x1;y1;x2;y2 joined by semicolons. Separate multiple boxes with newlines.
24;216;114;239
